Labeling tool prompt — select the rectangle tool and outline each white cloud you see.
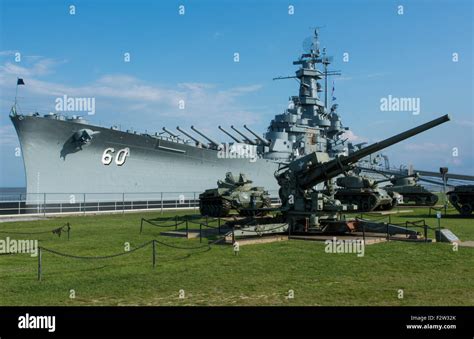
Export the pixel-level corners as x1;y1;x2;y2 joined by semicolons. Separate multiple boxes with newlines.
404;142;450;152
0;57;266;138
0;50;17;56
342;130;368;143
0;58;62;78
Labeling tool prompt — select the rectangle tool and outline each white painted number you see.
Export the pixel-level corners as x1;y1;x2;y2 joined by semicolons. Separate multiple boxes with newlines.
115;148;130;166
102;148;130;166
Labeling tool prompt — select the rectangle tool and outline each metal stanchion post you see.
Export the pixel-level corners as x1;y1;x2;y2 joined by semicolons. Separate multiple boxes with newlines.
38;247;42;281
437;217;441;242
152;240;156;268
362;222;366;243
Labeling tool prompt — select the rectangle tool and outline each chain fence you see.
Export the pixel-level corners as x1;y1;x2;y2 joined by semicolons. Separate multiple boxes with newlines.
0;223;71;239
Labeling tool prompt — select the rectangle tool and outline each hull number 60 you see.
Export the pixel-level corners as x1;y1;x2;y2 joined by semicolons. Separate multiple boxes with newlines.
102;147;130;166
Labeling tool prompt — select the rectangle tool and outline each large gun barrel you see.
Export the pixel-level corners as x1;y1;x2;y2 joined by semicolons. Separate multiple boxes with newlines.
231;125;256;145
298;114;450;189
243;125;270;146
191;126;221;148
176;126;209;149
162;127;178;138
218;126;242;143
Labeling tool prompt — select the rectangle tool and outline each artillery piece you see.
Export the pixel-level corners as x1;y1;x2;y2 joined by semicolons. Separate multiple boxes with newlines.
199;172;271;217
275;115;450;232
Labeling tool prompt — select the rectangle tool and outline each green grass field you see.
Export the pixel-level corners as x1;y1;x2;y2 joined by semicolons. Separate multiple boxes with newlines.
0;207;473;306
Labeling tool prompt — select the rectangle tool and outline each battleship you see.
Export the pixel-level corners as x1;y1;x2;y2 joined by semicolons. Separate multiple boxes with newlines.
10;29;353;203
9;29;473;205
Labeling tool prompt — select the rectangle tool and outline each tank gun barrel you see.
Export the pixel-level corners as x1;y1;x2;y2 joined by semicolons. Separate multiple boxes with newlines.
373;172;419;185
176;126;209;149
243;125;270;146
218;126;242;143
231;125;256;145
190;126;221;148
297;114;450;190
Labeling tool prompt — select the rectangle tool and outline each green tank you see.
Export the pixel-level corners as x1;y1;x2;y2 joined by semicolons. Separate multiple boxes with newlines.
447;185;474;216
383;175;438;206
334;174;400;212
199;172;271;217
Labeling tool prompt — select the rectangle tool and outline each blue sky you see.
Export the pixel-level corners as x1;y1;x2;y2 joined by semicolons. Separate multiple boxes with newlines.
0;0;472;187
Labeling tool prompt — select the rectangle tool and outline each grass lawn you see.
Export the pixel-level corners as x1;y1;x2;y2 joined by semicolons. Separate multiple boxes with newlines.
0;207;473;306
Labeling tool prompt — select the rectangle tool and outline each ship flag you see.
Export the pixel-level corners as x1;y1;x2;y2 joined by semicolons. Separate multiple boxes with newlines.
14;78;25;109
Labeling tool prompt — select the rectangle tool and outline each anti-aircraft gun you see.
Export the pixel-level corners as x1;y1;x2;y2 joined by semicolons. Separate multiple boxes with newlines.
275;115;450;232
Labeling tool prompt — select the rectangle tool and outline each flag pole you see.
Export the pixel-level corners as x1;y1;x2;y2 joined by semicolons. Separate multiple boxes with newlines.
15;77;19;107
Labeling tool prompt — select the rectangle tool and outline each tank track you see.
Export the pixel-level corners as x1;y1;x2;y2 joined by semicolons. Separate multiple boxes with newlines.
401;193;438;206
334;192;380;212
199;198;232;217
448;193;473;216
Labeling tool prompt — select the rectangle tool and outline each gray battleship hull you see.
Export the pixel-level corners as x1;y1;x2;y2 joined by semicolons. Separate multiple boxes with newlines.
11;115;281;203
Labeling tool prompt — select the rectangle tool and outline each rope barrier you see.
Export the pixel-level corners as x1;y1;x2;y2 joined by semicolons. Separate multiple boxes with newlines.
39;240;153;260
35;236;227;281
141;218;186;228
0;223;71;238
